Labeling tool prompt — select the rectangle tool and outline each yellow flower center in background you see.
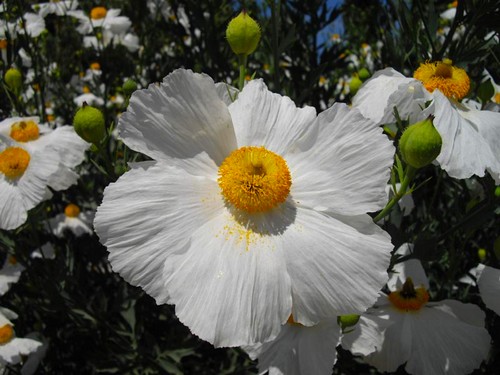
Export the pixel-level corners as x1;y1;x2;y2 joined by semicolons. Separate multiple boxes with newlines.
0;147;30;179
0;39;7;49
8;255;17;265
494;93;500;104
0;324;14;345
90;6;107;20
218;146;291;213
413;59;470;100
388;277;429;312
64;203;81;218
90;62;101;70
10;120;40;142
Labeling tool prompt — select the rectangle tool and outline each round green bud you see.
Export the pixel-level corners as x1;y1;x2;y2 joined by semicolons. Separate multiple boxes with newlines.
477;248;487;261
337;314;360;330
122;79;137;96
4;68;22;94
73;103;106;145
495;186;500;197
226;11;261;56
399;116;442;169
358;68;371;81
349;76;363;95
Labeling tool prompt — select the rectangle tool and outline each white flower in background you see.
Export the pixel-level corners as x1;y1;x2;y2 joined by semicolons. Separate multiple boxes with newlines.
0;308;42;367
33;0;79;17
83;31;140;53
0;117;89;191
342;244;491;375
0;256;24;296
476;264;500;316
47;203;94;237
385;183;415;217
353;62;500;183
21;13;46;38
74;92;105;107
94;69;395;347
244;317;342;375
440;1;458;21
70;7;132;36
19;333;48;375
31;243;56;260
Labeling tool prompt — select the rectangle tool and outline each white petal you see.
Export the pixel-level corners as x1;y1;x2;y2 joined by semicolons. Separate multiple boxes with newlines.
246;320;342;375
215;82;239;106
341;313;390;357
94;158;222;305
119;69;237;165
0;179;27;230
284;209;392;323
0;259;25;296
0;338;42;365
405;303;490;375
427;91;497;180
288;103;394;215
164;206;293;347
477;264;500;315
387;258;429;291
47;165;79;191
228;79;316;155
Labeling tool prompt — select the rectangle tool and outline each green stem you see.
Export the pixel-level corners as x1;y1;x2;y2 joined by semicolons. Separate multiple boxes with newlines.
373;165;417;223
238;54;247;90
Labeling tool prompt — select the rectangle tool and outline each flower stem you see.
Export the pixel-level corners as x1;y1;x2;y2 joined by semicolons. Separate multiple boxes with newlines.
373;165;417;223
238;54;247;91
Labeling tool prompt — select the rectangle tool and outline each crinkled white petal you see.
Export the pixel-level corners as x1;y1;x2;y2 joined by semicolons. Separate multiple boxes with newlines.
164;204;293;347
424;91;498;180
341;312;390;357
0;179;27;231
245;319;342;375
283;209;392;323
387;257;429;291
0;338;42;365
119;69;237;165
215;82;239;106
477;264;500;315
0;259;25;296
228;79;317;155
352;68;429;125
287;103;394;215
94;157;222;306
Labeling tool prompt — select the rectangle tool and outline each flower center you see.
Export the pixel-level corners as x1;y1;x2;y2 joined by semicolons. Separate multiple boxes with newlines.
64;203;81;218
388;277;429;312
90;6;107;20
10;120;40;142
0;147;30;179
0;325;14;345
218;146;291;213
8;255;17;265
287;314;303;327
0;39;7;49
413;59;470;100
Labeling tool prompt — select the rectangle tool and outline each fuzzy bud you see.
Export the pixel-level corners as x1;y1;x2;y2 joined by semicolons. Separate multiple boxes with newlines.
349;76;363;95
122;79;137;97
358;68;371;81
399;116;442;169
73;103;105;145
337;314;360;331
226;11;261;56
4;68;22;94
477;248;487;261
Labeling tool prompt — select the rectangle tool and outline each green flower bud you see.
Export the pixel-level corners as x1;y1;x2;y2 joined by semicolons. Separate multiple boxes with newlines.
4;68;22;94
477;248;487;261
495;186;500;197
337;314;360;331
122;79;137;96
358;67;371;81
399;116;442;169
73;103;106;145
349;76;363;95
226;11;261;56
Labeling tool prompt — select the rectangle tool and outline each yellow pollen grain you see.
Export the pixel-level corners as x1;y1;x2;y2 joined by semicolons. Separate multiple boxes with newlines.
388;278;429;312
90;6;107;20
10;120;40;142
0;325;14;345
413;60;470;100
218;146;291;213
64;203;81;218
0;147;30;179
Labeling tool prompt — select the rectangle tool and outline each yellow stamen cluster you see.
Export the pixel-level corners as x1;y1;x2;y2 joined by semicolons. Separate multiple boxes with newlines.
388;277;429;312
0;147;30;179
0;324;14;345
10;120;40;142
218;146;291;213
90;6;107;20
64;203;81;218
287;314;303;327
8;255;17;265
90;62;101;70
413;59;470;100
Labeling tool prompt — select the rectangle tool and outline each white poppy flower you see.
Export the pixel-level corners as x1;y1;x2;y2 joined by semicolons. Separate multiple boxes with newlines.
74;92;105;107
0;256;24;296
34;0;79;18
342;251;491;375
47;203;94;237
94;69;395;347
70;8;132;35
20;13;45;38
476;264;500;316
244;317;342;375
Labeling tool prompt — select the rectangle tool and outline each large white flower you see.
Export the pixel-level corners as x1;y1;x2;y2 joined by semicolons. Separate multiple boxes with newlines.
342;245;491;375
353;63;500;183
94;69;395;347
244;317;342;375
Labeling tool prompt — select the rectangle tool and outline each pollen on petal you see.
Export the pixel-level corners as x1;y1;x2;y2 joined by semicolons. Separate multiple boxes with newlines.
218;146;291;213
0;324;14;345
413;60;470;100
10;120;40;142
0;147;31;179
